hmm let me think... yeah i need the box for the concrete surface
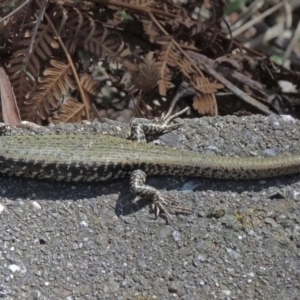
[0,115,300,299]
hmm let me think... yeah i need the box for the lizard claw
[151,193,193,221]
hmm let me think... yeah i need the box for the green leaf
[118,11,134,22]
[225,0,247,15]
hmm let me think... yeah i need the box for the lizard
[0,107,300,218]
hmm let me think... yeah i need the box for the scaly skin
[0,134,299,182]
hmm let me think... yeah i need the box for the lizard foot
[130,169,192,220]
[130,107,190,142]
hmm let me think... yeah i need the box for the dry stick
[23,0,47,71]
[229,1,286,38]
[220,69,269,104]
[40,3,90,120]
[282,17,300,63]
[0,0,31,22]
[186,51,275,115]
[187,51,268,99]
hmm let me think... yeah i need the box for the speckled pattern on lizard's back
[0,133,300,182]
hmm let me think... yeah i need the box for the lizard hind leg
[130,169,192,220]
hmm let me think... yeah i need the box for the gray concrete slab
[0,115,300,299]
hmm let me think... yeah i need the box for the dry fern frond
[6,22,60,113]
[142,19,161,42]
[157,68,172,96]
[80,73,100,96]
[191,76,224,94]
[9,23,59,77]
[132,52,160,91]
[52,5,92,38]
[24,60,75,123]
[215,53,259,72]
[80,73,101,111]
[215,55,243,71]
[1,0,281,121]
[192,93,218,115]
[50,5,125,62]
[49,97,86,124]
[50,5,97,54]
[84,30,125,62]
[177,56,198,78]
[156,41,180,96]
